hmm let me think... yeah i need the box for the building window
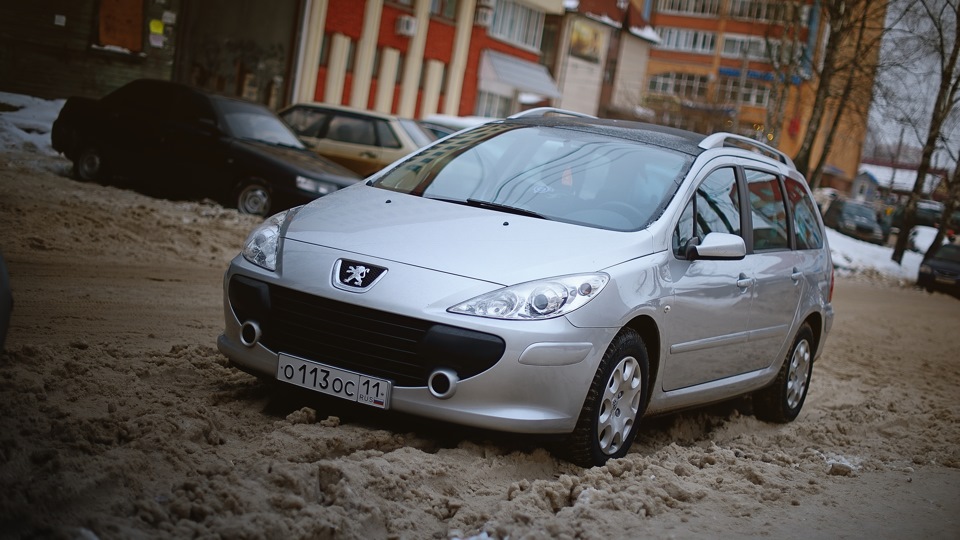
[97,0,144,53]
[490,0,545,50]
[728,0,810,26]
[656,0,721,17]
[647,72,709,99]
[431,0,458,20]
[718,76,770,107]
[721,35,771,60]
[476,90,512,117]
[657,28,716,54]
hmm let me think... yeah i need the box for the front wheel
[73,146,106,182]
[566,328,649,467]
[754,323,814,423]
[235,180,273,217]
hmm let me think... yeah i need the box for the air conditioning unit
[475,7,494,27]
[396,15,417,37]
[477,0,496,9]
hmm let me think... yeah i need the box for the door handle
[736,273,753,289]
[360,151,376,158]
[791,267,803,283]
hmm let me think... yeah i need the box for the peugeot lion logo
[334,259,386,292]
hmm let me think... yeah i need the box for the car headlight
[296,175,337,195]
[241,206,301,271]
[919,264,932,274]
[448,273,609,320]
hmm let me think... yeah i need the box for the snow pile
[0,91,64,155]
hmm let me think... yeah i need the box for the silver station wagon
[218,109,835,467]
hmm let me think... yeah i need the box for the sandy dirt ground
[0,148,958,540]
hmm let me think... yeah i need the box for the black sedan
[52,79,361,216]
[918,244,960,297]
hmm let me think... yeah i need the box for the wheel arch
[622,313,661,406]
[802,311,824,359]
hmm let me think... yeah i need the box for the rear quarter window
[785,177,824,250]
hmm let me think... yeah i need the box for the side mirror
[686,232,746,261]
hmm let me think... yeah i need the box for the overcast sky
[867,0,960,170]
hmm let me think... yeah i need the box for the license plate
[277,354,392,409]
[935,276,956,284]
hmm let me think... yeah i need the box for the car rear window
[372,123,692,232]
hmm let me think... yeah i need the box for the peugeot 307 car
[218,108,835,467]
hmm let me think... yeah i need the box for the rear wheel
[566,328,649,467]
[754,323,814,423]
[235,180,272,217]
[73,146,106,182]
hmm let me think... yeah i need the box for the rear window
[372,123,693,232]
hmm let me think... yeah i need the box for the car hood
[284,184,656,285]
[232,139,361,184]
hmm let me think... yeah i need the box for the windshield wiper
[465,198,547,219]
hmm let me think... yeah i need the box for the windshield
[934,244,960,263]
[212,98,305,148]
[844,203,877,221]
[372,123,692,231]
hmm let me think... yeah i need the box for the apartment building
[640,0,879,181]
[294,0,564,119]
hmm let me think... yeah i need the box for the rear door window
[745,169,790,251]
[327,115,377,146]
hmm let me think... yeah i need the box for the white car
[219,109,835,466]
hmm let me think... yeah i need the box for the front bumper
[218,246,618,434]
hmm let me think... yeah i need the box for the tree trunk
[923,165,960,260]
[795,1,846,178]
[810,2,872,189]
[891,1,960,264]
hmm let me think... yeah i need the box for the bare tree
[793,0,889,188]
[763,1,807,148]
[793,0,850,180]
[888,0,960,264]
[808,1,887,188]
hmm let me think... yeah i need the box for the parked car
[417,114,496,138]
[279,103,437,177]
[880,200,960,244]
[218,109,835,466]
[51,79,361,216]
[822,199,885,244]
[917,243,960,297]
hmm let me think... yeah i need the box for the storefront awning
[479,50,562,100]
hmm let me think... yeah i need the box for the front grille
[229,276,505,387]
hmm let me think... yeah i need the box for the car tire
[754,323,814,423]
[235,180,273,217]
[73,146,106,182]
[566,328,649,467]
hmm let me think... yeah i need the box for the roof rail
[698,132,795,168]
[508,107,597,120]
